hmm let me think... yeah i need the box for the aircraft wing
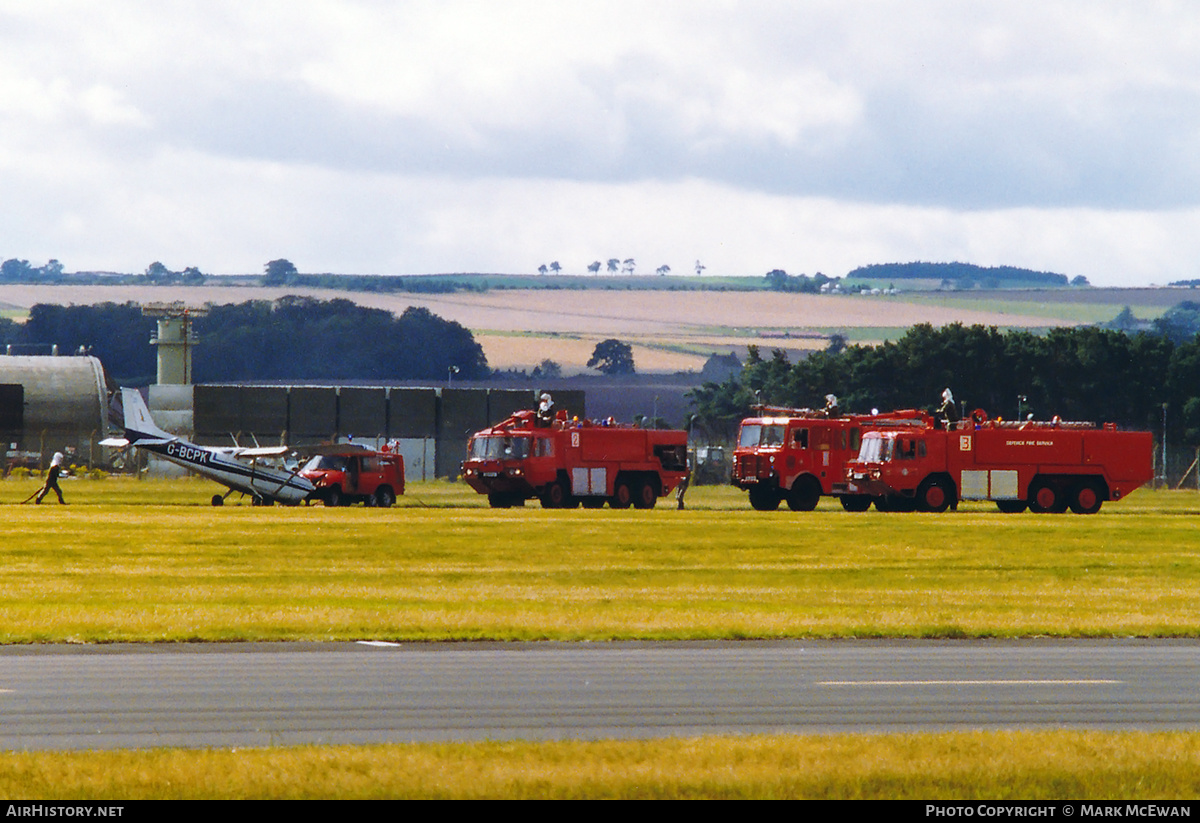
[237,446,291,458]
[212,445,290,459]
[128,437,176,447]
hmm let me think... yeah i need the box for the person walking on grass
[35,452,67,505]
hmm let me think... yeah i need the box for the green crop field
[5,475,1200,798]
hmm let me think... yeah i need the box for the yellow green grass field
[2,478,1198,642]
[5,732,1200,799]
[5,476,1200,798]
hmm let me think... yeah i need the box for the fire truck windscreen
[857,434,893,463]
[302,454,349,472]
[738,424,785,448]
[469,435,531,460]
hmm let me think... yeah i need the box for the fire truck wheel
[488,492,514,508]
[876,495,914,513]
[540,481,570,508]
[996,500,1027,514]
[324,486,342,507]
[839,495,872,512]
[1028,478,1066,513]
[375,486,396,508]
[748,485,781,511]
[1068,480,1104,515]
[633,480,659,509]
[786,478,820,511]
[916,477,953,513]
[611,480,634,509]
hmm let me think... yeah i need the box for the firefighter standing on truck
[537,393,555,426]
[937,388,960,427]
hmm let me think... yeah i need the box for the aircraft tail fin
[122,387,172,442]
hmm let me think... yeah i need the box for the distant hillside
[846,262,1069,287]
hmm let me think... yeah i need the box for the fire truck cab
[732,406,926,511]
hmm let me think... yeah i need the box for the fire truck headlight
[870,468,881,480]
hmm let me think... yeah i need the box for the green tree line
[0,297,489,385]
[689,323,1200,451]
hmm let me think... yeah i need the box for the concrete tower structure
[142,303,207,476]
[144,303,207,385]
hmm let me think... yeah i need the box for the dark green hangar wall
[193,385,585,479]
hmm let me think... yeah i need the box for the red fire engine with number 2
[463,400,689,509]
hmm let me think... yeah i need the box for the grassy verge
[4,731,1199,799]
[2,478,1199,642]
[6,478,1200,799]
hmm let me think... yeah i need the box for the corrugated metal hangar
[0,355,111,468]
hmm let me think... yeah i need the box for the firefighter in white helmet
[536,392,555,426]
[938,388,960,427]
[36,452,67,505]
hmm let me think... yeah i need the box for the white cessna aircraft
[101,387,315,506]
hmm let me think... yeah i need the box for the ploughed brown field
[0,283,1082,374]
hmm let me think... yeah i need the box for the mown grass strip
[2,731,1199,799]
[1,479,1198,642]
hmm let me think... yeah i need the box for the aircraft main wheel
[748,485,781,511]
[786,478,821,511]
[375,487,396,508]
[916,477,953,513]
[211,494,224,507]
[1069,480,1104,515]
[633,479,659,509]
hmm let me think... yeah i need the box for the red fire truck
[732,405,927,511]
[839,411,1153,514]
[299,445,405,507]
[463,409,689,509]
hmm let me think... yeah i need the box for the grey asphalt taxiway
[1,639,1198,750]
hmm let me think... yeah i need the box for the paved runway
[1,639,1198,750]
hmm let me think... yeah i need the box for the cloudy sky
[1,1,1198,286]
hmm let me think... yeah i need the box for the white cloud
[2,1,1200,284]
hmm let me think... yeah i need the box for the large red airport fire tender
[732,404,926,511]
[463,407,689,509]
[838,410,1153,514]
